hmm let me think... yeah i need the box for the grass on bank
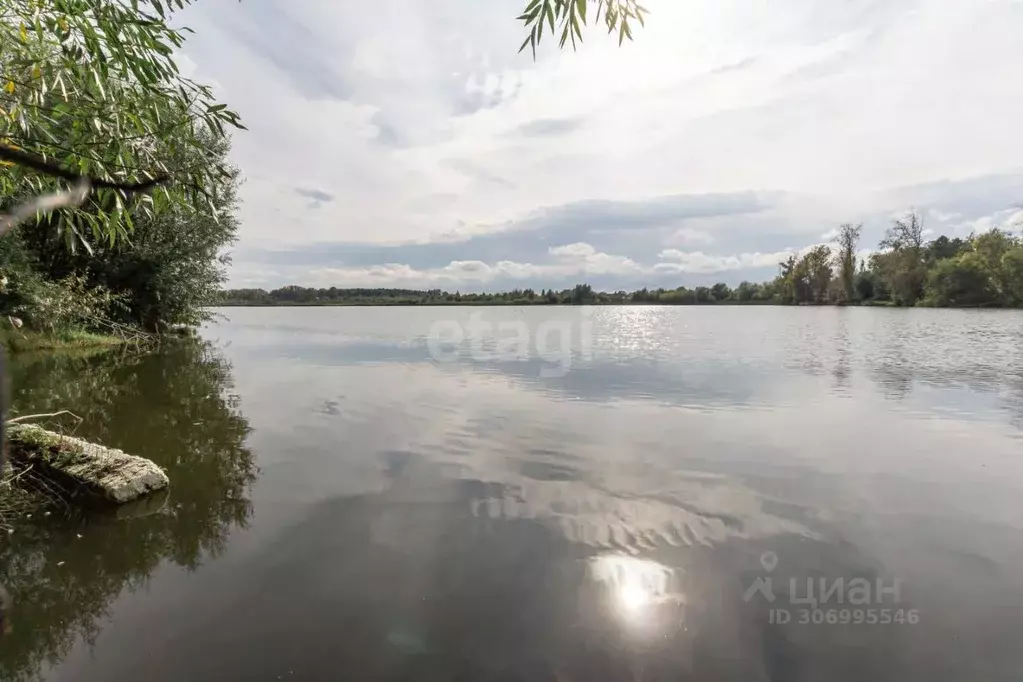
[0,319,170,352]
[0,329,128,353]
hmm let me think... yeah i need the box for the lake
[2,305,1023,681]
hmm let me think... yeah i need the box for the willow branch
[0,143,172,235]
[6,410,83,424]
[0,144,168,191]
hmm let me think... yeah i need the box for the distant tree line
[221,214,1023,308]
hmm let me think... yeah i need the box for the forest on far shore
[222,215,1023,308]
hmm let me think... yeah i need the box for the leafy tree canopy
[0,0,244,250]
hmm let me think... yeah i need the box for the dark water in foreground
[3,306,1023,681]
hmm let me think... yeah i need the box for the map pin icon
[760,551,778,572]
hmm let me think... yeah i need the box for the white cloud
[175,0,1023,283]
[666,227,715,247]
[658,249,794,274]
[283,240,818,289]
[548,242,641,275]
[549,242,597,259]
[929,208,962,224]
[956,208,1023,235]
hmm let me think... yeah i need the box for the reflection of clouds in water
[370,369,818,549]
[222,308,1023,561]
[320,366,822,551]
[250,338,772,408]
[251,356,1023,537]
[171,309,1023,682]
[222,305,1023,424]
[467,472,815,551]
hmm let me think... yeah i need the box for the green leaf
[92,67,106,98]
[518,2,543,23]
[73,224,94,255]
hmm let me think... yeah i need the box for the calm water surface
[3,306,1023,681]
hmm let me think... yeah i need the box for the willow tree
[0,0,244,247]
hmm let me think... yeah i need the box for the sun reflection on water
[618,582,652,613]
[587,554,683,629]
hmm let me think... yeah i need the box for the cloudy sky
[177,0,1023,291]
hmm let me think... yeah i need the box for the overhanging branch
[0,144,170,236]
[0,144,168,191]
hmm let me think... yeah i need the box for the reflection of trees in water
[864,312,986,401]
[868,337,1023,423]
[0,341,257,681]
[831,313,852,392]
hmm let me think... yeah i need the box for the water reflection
[588,554,682,626]
[6,307,1023,681]
[101,463,934,681]
[235,306,1023,421]
[0,341,257,682]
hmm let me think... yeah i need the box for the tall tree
[924,252,999,307]
[835,223,861,303]
[1002,247,1023,306]
[874,212,927,305]
[801,244,834,304]
[710,282,732,302]
[775,255,798,304]
[926,235,969,264]
[971,228,1021,302]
